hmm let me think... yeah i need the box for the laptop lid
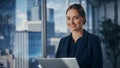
[38,58,79,68]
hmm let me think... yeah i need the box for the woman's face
[66,8,84,32]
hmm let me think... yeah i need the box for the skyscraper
[31,6,41,21]
[27,21,43,58]
[27,21,42,68]
[47,8,55,38]
[14,31,29,68]
[47,8,54,23]
[0,0,16,50]
[0,1,16,68]
[46,8,56,58]
[27,0,41,21]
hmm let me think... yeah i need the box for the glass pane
[16,0,43,68]
[0,0,43,68]
[46,0,68,58]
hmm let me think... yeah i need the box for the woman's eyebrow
[73,15,80,18]
[66,15,80,17]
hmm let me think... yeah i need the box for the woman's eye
[74,17,79,19]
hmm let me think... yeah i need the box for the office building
[28,32,42,58]
[27,21,42,32]
[47,8,55,38]
[27,21,42,58]
[14,31,29,68]
[0,0,15,68]
[47,8,54,23]
[14,21,42,68]
[0,0,16,50]
[31,6,41,21]
[27,0,41,21]
[46,8,56,57]
[0,56,8,68]
[18,21,43,58]
[0,49,13,68]
[27,21,42,68]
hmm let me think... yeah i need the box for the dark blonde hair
[66,3,86,24]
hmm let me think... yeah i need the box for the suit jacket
[56,30,103,68]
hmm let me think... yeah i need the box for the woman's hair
[66,3,86,24]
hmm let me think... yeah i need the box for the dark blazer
[56,30,103,68]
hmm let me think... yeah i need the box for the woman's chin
[69,29,76,32]
[69,28,82,32]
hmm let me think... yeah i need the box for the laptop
[38,58,79,68]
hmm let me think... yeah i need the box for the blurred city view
[0,0,120,68]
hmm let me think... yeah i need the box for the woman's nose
[69,19,74,24]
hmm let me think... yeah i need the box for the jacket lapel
[74,30,89,59]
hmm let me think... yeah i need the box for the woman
[55,3,103,68]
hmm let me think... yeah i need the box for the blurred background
[0,0,120,68]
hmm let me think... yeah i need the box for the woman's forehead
[67,9,79,14]
[66,9,80,16]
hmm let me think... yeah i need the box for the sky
[16,0,27,31]
[47,0,67,33]
[16,0,80,33]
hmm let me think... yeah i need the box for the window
[0,0,43,68]
[46,0,67,58]
[0,0,93,68]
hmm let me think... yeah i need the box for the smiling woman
[46,0,85,58]
[56,3,103,68]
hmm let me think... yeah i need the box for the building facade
[14,31,29,68]
[47,8,55,38]
[0,0,16,50]
[27,0,41,21]
[27,21,42,68]
[0,0,16,68]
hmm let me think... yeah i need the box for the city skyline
[16,0,68,33]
